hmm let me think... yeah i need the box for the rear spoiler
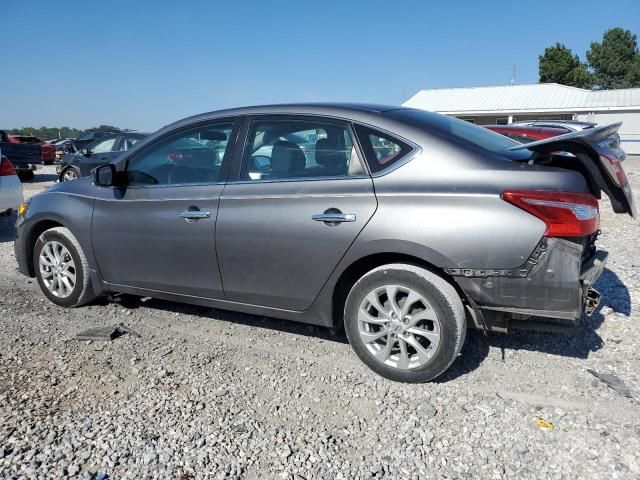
[507,123,623,152]
[507,123,635,218]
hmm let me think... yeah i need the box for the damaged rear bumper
[448,238,607,323]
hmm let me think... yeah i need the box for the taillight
[0,157,16,176]
[502,190,599,237]
[600,154,627,186]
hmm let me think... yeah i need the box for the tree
[1,125,122,140]
[538,43,593,88]
[587,28,640,89]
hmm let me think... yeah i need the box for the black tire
[344,264,466,383]
[17,170,34,182]
[33,227,97,308]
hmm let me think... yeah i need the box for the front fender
[16,191,96,276]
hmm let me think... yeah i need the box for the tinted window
[353,125,413,173]
[91,137,117,153]
[386,109,531,161]
[242,119,362,181]
[126,123,233,186]
[389,110,520,151]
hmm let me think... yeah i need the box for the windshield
[387,109,532,160]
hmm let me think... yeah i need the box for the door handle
[178,209,211,220]
[312,213,356,223]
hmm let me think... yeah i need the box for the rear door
[509,123,636,217]
[216,116,377,310]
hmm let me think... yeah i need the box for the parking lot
[0,164,639,479]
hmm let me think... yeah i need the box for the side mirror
[92,163,116,187]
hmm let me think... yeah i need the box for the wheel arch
[23,218,67,277]
[331,251,469,330]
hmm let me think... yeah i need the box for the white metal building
[403,83,640,154]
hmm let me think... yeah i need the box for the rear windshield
[386,109,532,160]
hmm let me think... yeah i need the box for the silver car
[14,104,635,382]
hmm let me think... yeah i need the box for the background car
[71,129,122,151]
[51,138,76,160]
[57,131,149,181]
[485,124,568,143]
[14,104,634,383]
[0,130,53,180]
[0,149,24,216]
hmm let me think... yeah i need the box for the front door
[216,116,377,310]
[91,120,237,298]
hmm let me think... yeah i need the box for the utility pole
[511,64,516,85]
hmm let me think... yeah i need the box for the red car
[3,133,56,165]
[485,124,567,144]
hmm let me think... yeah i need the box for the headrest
[270,140,306,174]
[315,137,346,170]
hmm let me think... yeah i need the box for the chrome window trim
[225,174,371,186]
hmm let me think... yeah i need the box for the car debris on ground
[587,368,634,398]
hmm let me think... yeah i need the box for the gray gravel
[1,164,639,479]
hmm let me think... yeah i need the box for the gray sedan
[13,104,635,382]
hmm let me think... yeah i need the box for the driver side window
[126,122,233,186]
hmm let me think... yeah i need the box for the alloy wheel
[63,169,78,181]
[38,240,76,298]
[358,285,441,369]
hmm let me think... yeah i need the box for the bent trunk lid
[508,122,636,217]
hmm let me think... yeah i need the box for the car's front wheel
[34,227,97,308]
[344,264,466,383]
[61,167,79,182]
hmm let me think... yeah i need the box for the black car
[72,130,121,151]
[57,132,149,181]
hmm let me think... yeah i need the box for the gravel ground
[1,164,639,480]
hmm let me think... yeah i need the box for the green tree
[1,125,122,140]
[587,28,640,89]
[538,43,593,88]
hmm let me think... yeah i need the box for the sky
[1,0,639,131]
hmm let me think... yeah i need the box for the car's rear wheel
[61,168,79,181]
[34,227,96,308]
[344,264,466,383]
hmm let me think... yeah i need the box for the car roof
[168,103,402,127]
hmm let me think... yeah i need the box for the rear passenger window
[354,125,413,173]
[242,119,363,181]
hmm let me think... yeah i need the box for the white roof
[403,83,640,114]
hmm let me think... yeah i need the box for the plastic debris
[75,326,121,342]
[534,417,555,431]
[587,369,633,398]
[116,322,141,338]
[75,323,140,342]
